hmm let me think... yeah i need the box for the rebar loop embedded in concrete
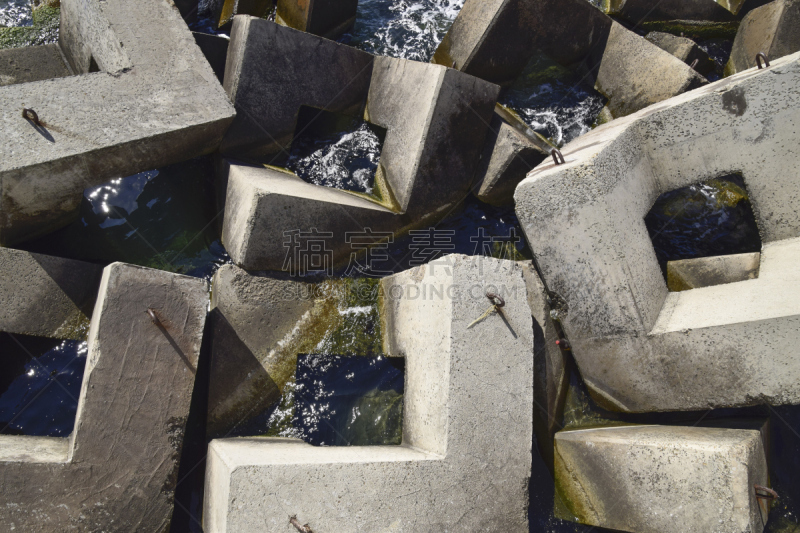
[486,291,505,308]
[690,59,699,70]
[22,108,42,127]
[755,484,779,501]
[756,52,770,69]
[146,308,160,325]
[289,515,315,533]
[551,148,565,165]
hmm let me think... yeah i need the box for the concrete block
[726,0,800,75]
[221,162,398,271]
[204,254,534,532]
[365,56,498,218]
[193,31,229,84]
[0,247,102,340]
[0,262,208,531]
[667,252,760,291]
[206,0,273,29]
[515,51,800,412]
[645,31,716,75]
[0,43,71,86]
[590,21,708,118]
[276,0,358,39]
[220,16,373,160]
[207,263,315,435]
[0,0,235,246]
[606,0,740,23]
[473,108,550,206]
[554,425,769,533]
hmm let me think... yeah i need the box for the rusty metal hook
[551,148,565,165]
[755,484,778,501]
[290,516,314,533]
[22,107,43,127]
[756,52,770,69]
[486,291,505,308]
[689,59,699,70]
[146,308,160,325]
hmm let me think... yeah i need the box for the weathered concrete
[726,0,800,75]
[0,44,71,86]
[0,262,208,531]
[555,425,769,532]
[0,247,103,340]
[515,51,800,412]
[605,0,741,22]
[220,16,373,160]
[207,263,316,436]
[474,107,550,206]
[0,0,235,246]
[276,0,358,39]
[193,31,229,84]
[365,56,498,217]
[645,31,716,75]
[667,252,760,291]
[207,0,274,29]
[204,254,534,532]
[221,162,398,271]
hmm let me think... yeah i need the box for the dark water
[0,0,31,27]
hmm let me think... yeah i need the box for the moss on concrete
[0,6,60,50]
[639,19,739,40]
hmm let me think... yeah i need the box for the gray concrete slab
[515,51,800,412]
[276,0,358,39]
[645,31,716,75]
[204,254,534,532]
[0,43,71,87]
[667,252,760,291]
[0,262,208,531]
[555,425,769,533]
[726,0,800,75]
[0,0,235,246]
[606,0,741,22]
[220,16,373,160]
[0,247,103,340]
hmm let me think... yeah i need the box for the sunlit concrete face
[515,51,800,413]
[204,255,534,532]
[0,0,235,246]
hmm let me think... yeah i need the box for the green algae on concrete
[640,19,739,40]
[0,6,59,50]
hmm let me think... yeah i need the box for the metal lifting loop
[22,107,42,127]
[485,291,505,308]
[690,59,699,70]
[551,148,565,165]
[756,52,770,69]
[754,484,778,501]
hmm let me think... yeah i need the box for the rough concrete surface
[276,0,358,39]
[0,247,103,340]
[515,51,800,412]
[207,263,315,435]
[0,44,71,87]
[554,425,769,533]
[645,31,716,75]
[606,0,741,22]
[0,0,235,247]
[208,0,273,29]
[220,16,373,160]
[726,0,800,75]
[667,252,760,291]
[0,262,208,531]
[204,254,534,532]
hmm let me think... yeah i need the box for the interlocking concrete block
[555,425,769,533]
[515,51,800,412]
[220,16,373,160]
[0,44,71,87]
[276,0,358,39]
[207,263,315,435]
[473,108,550,206]
[667,252,760,291]
[645,31,716,75]
[606,0,740,23]
[0,263,208,531]
[204,254,534,532]
[365,56,498,218]
[0,247,102,340]
[222,162,398,271]
[0,0,235,246]
[207,0,274,29]
[726,0,800,75]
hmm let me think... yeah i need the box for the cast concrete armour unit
[726,0,800,75]
[276,0,359,39]
[645,31,716,76]
[606,0,743,23]
[0,247,103,340]
[432,0,706,117]
[515,51,800,413]
[203,254,534,532]
[0,0,235,246]
[0,263,208,531]
[667,252,761,291]
[554,425,769,532]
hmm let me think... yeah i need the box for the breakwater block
[667,252,760,291]
[645,31,716,75]
[554,425,769,532]
[203,254,534,532]
[0,247,103,340]
[276,0,358,39]
[515,50,800,412]
[726,0,800,75]
[0,263,208,531]
[0,0,235,247]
